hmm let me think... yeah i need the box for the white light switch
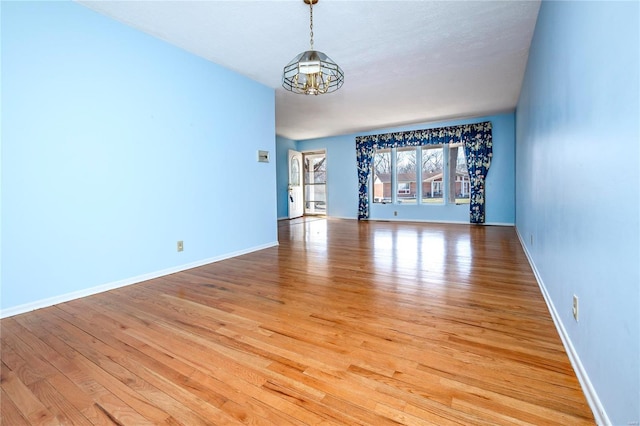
[257,150,270,163]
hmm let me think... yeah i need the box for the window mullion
[417,146,422,204]
[444,145,450,205]
[391,147,397,204]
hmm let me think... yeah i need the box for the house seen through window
[372,144,470,205]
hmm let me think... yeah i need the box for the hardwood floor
[1,218,594,425]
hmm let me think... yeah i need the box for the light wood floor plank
[1,219,595,424]
[1,388,31,425]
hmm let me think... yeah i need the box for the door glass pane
[305,185,326,212]
[304,153,326,214]
[290,158,300,186]
[305,156,326,185]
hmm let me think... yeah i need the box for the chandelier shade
[283,50,344,95]
[282,0,344,95]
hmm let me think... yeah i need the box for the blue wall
[278,113,515,224]
[515,1,639,424]
[1,1,277,312]
[293,134,361,220]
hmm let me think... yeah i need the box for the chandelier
[282,0,344,95]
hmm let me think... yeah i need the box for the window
[421,145,444,204]
[396,147,417,204]
[372,144,464,206]
[372,148,391,203]
[356,121,491,222]
[449,144,470,204]
[397,182,410,194]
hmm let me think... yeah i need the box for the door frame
[302,150,327,216]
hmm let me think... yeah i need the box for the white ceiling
[77,0,541,140]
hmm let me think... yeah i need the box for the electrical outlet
[177,240,184,252]
[394,211,398,216]
[530,234,533,245]
[572,294,579,321]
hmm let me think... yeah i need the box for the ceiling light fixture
[283,0,344,95]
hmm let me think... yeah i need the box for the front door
[288,150,303,219]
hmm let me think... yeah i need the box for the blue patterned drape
[355,121,492,223]
[464,130,493,223]
[356,143,375,219]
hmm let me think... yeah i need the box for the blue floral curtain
[464,130,493,223]
[356,143,375,219]
[355,121,492,223]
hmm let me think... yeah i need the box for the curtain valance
[355,121,493,223]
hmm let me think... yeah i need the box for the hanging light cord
[309,1,314,51]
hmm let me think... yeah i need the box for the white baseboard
[0,241,279,319]
[367,218,514,226]
[515,228,610,426]
[278,216,514,226]
[368,218,467,224]
[276,216,515,225]
[278,215,358,221]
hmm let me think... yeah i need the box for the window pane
[372,148,391,203]
[421,145,444,204]
[396,147,417,204]
[449,144,470,204]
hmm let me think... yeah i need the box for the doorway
[303,151,327,216]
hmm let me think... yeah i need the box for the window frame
[448,143,471,205]
[371,144,468,207]
[371,148,393,204]
[420,144,444,204]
